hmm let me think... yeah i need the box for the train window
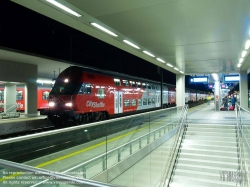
[147,84,152,89]
[124,99,130,107]
[143,98,147,105]
[0,91,4,100]
[130,81,136,87]
[152,85,155,90]
[131,99,136,106]
[142,83,146,89]
[16,91,23,100]
[114,78,121,86]
[137,82,141,88]
[148,98,152,105]
[152,98,155,104]
[97,88,105,99]
[138,99,142,106]
[42,91,50,100]
[123,80,129,87]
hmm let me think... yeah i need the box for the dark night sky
[0,0,209,91]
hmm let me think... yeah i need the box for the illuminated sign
[189,76,208,84]
[224,75,239,82]
[208,84,214,89]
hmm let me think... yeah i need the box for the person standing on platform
[206,94,211,105]
[231,95,236,110]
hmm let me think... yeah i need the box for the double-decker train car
[41,66,208,125]
[0,85,51,112]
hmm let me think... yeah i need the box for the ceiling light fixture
[156,58,165,63]
[239,58,244,63]
[242,50,247,58]
[237,64,241,68]
[179,71,184,74]
[166,63,173,67]
[245,40,250,50]
[91,23,118,37]
[46,0,81,17]
[123,40,140,49]
[174,67,179,71]
[143,51,155,57]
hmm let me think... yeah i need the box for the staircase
[169,123,239,187]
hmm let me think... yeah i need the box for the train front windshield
[50,83,80,95]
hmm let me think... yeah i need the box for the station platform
[0,103,245,187]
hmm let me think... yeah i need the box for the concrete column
[214,81,220,111]
[240,70,248,109]
[176,74,185,107]
[25,83,38,117]
[4,84,16,112]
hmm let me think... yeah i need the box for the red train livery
[42,66,208,125]
[0,85,51,112]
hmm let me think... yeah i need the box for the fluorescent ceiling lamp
[143,51,155,57]
[239,58,244,63]
[46,0,81,17]
[156,58,165,63]
[174,67,179,71]
[245,40,250,50]
[166,63,173,67]
[91,23,118,37]
[123,40,140,49]
[237,63,241,68]
[179,71,184,74]
[242,50,247,58]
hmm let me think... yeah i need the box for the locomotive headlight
[49,102,55,107]
[65,102,72,107]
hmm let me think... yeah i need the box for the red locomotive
[41,66,208,125]
[0,85,51,112]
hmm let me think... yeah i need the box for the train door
[114,91,123,114]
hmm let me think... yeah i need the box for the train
[0,84,51,112]
[41,66,208,125]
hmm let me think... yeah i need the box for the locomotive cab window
[79,83,92,94]
[16,91,23,100]
[42,91,50,100]
[114,78,121,86]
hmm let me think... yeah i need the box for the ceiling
[10,0,250,77]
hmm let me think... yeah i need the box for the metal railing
[235,103,250,187]
[0,103,20,119]
[160,104,189,187]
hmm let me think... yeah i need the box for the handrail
[235,104,243,187]
[0,159,120,187]
[235,103,250,186]
[160,104,188,186]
